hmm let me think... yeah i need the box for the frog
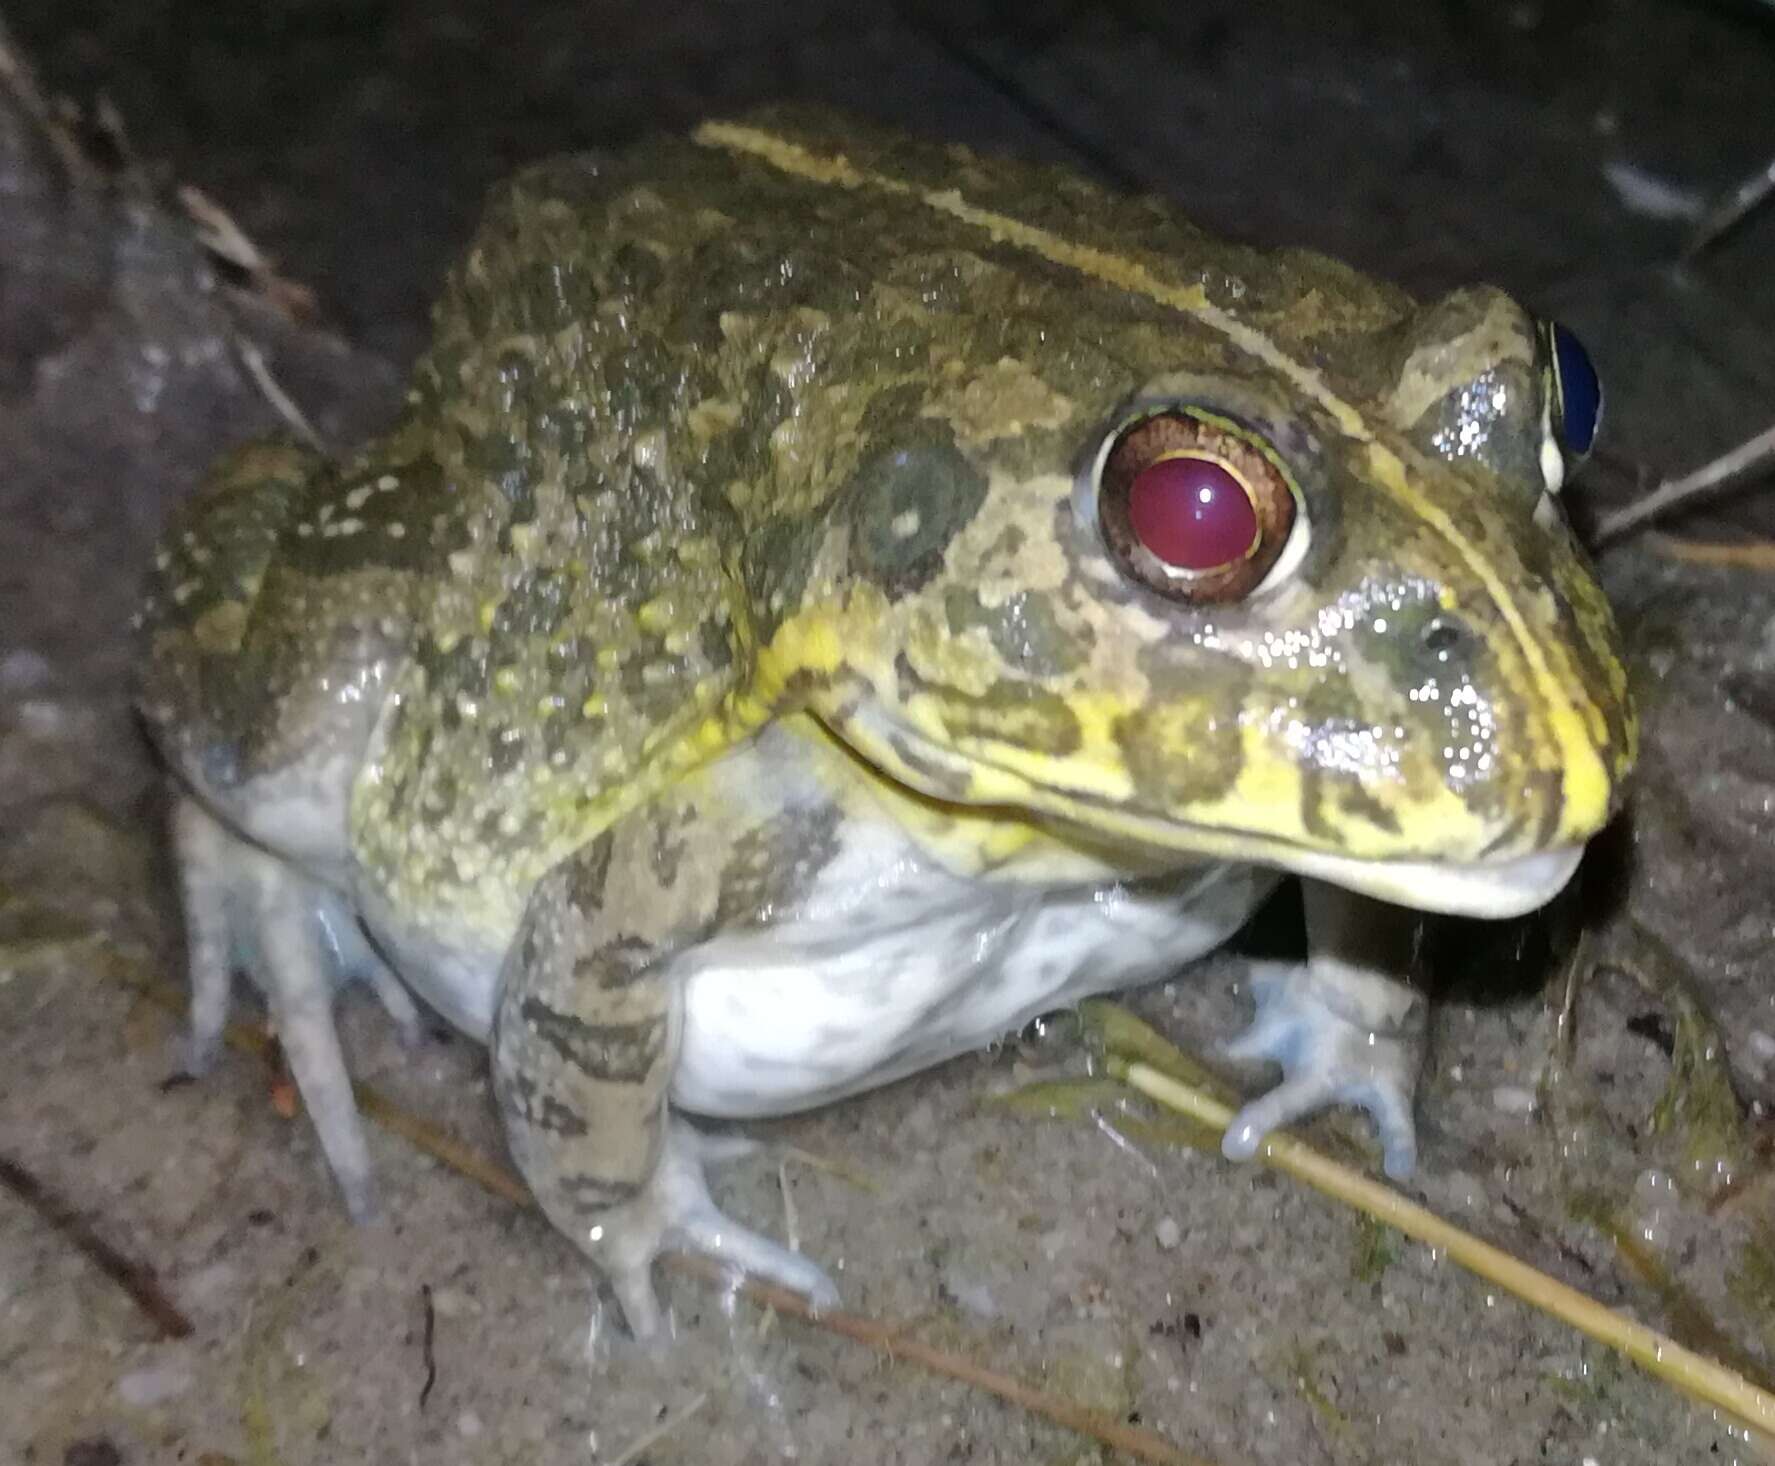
[136,108,1633,1339]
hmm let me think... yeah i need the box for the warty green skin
[137,109,1635,1337]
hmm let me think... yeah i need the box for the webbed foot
[590,1122,839,1341]
[1221,957,1424,1179]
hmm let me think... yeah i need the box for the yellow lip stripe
[692,120,1611,836]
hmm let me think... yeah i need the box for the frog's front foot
[1221,958,1424,1179]
[591,1120,839,1340]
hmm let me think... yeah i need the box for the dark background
[12,0,1775,379]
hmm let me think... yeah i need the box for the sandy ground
[2,3,1774,1462]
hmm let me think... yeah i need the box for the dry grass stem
[1682,153,1775,260]
[235,340,325,451]
[1593,422,1775,542]
[607,1391,708,1466]
[1110,1056,1775,1440]
[0,1152,194,1339]
[1648,534,1775,571]
[0,15,96,183]
[668,1255,1218,1466]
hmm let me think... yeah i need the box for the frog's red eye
[1128,455,1259,569]
[1098,411,1297,603]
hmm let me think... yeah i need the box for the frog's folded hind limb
[493,830,838,1341]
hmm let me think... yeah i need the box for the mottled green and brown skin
[139,110,1634,1336]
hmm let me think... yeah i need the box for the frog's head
[752,275,1632,918]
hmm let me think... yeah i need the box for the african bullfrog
[137,109,1633,1338]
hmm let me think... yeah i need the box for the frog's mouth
[1037,798,1585,918]
[825,704,1587,920]
[1231,841,1584,919]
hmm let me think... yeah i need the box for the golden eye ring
[1097,410,1298,603]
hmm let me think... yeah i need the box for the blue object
[1550,321,1602,461]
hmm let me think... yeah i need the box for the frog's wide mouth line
[834,709,1588,919]
[1258,842,1584,918]
[1052,796,1586,919]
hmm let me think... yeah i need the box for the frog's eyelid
[1536,319,1603,488]
[1538,393,1566,497]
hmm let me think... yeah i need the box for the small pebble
[1491,1085,1537,1116]
[180,1262,237,1306]
[458,1411,483,1439]
[1155,1217,1182,1250]
[944,1276,999,1318]
[118,1361,192,1406]
[430,1286,480,1318]
[0,648,50,692]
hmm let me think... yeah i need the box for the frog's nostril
[1421,617,1469,660]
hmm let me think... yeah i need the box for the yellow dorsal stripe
[692,120,1610,832]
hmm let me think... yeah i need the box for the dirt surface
[2,4,1773,1463]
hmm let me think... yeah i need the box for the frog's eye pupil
[1128,455,1259,571]
[1551,322,1602,460]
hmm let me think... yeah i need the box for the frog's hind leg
[493,820,839,1341]
[173,794,237,1079]
[1220,879,1426,1179]
[171,794,381,1221]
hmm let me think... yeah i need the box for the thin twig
[0,16,98,184]
[777,1159,801,1256]
[1592,423,1775,543]
[1648,534,1775,572]
[1592,1211,1775,1394]
[1108,1057,1775,1439]
[352,1085,530,1206]
[1681,153,1775,261]
[607,1391,709,1466]
[180,184,276,277]
[179,184,320,323]
[235,340,325,452]
[418,1283,438,1410]
[668,1255,1215,1466]
[0,1153,194,1340]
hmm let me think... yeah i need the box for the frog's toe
[363,961,425,1048]
[1223,1071,1418,1179]
[606,1252,668,1345]
[589,1121,839,1340]
[657,1123,839,1308]
[277,999,380,1221]
[1221,961,1420,1180]
[675,1201,841,1311]
[680,1127,763,1167]
[1220,989,1298,1067]
[182,1023,224,1079]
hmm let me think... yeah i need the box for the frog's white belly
[670,852,1279,1118]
